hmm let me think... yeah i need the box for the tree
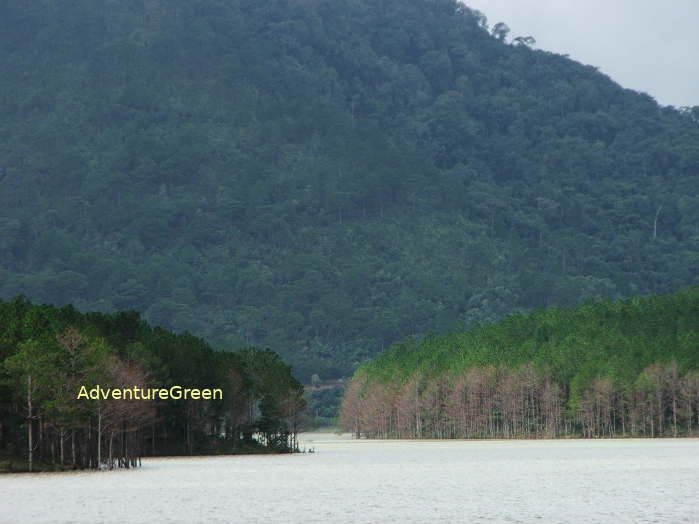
[513,36,536,47]
[491,22,510,42]
[342,288,699,440]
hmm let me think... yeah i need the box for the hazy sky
[464,0,699,107]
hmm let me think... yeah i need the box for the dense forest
[0,297,305,472]
[1,0,699,379]
[340,287,699,439]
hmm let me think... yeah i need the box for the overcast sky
[463,0,699,108]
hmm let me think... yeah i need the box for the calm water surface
[2,434,698,523]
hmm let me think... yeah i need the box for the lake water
[2,434,698,523]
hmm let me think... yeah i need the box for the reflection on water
[3,434,698,523]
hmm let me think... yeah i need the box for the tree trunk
[27,375,33,472]
[653,205,662,239]
[97,407,102,468]
[109,431,114,469]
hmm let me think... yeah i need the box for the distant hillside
[340,287,699,438]
[1,0,698,379]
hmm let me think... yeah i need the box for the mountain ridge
[1,0,698,379]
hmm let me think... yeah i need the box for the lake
[2,434,698,523]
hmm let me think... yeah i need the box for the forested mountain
[340,287,699,439]
[1,0,698,379]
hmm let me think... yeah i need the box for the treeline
[305,386,345,428]
[0,297,305,472]
[340,288,699,439]
[2,0,699,380]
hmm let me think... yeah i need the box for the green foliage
[305,386,344,427]
[355,287,699,391]
[343,288,699,439]
[0,296,305,467]
[1,1,699,380]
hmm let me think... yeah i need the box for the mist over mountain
[2,0,698,379]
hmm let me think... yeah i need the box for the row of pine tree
[341,288,699,439]
[0,297,305,471]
